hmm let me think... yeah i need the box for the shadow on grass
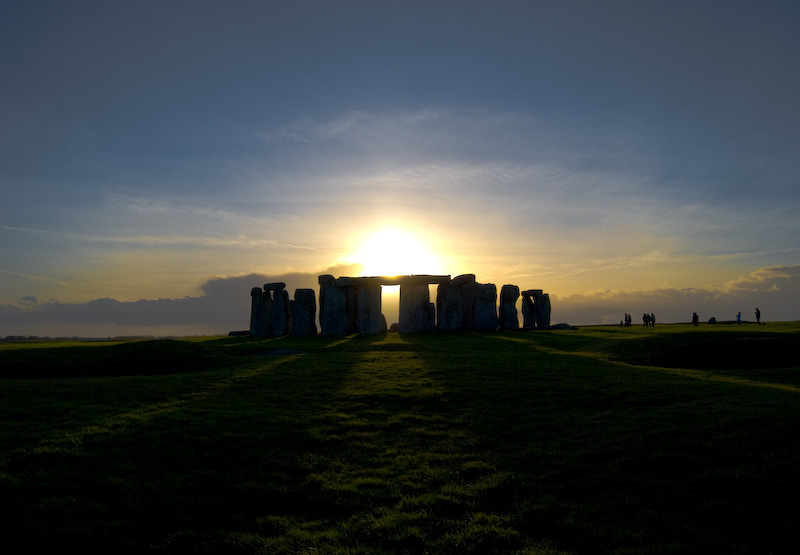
[3,329,800,554]
[399,330,800,554]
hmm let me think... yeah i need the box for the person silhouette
[736,311,741,325]
[755,308,761,325]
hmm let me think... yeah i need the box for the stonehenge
[249,274,552,337]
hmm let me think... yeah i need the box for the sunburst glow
[350,228,442,276]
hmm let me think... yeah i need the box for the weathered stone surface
[291,288,317,336]
[499,284,520,331]
[521,289,550,330]
[345,285,360,334]
[451,273,476,287]
[521,295,535,330]
[250,288,268,337]
[250,287,274,337]
[318,275,348,336]
[540,293,551,330]
[473,283,498,331]
[436,282,462,332]
[436,275,477,331]
[357,284,386,334]
[272,289,291,336]
[399,282,434,332]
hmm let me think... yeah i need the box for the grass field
[1,322,799,554]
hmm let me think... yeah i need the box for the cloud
[0,263,362,337]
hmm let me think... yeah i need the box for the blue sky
[2,0,799,336]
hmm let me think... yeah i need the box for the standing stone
[357,283,387,334]
[436,282,461,332]
[455,274,477,330]
[399,280,434,333]
[540,293,551,330]
[436,274,476,331]
[499,284,520,331]
[272,287,291,336]
[522,289,550,330]
[249,287,270,337]
[291,288,317,336]
[319,275,347,336]
[473,283,498,331]
[345,284,360,334]
[522,293,535,330]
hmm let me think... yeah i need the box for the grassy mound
[0,339,236,378]
[602,330,797,370]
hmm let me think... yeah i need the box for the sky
[2,0,799,336]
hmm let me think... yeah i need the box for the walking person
[736,311,741,325]
[755,308,761,325]
[650,313,655,327]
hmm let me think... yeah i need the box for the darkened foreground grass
[1,322,799,554]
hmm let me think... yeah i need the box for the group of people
[622,308,762,327]
[620,313,655,327]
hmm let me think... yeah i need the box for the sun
[351,228,443,276]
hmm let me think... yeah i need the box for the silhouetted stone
[399,281,433,333]
[291,288,317,336]
[357,282,386,334]
[318,275,347,336]
[521,289,539,330]
[250,287,273,337]
[272,289,290,336]
[499,284,520,331]
[436,281,462,332]
[436,274,476,331]
[264,282,286,292]
[474,283,498,331]
[541,293,551,329]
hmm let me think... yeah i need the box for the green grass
[1,323,799,553]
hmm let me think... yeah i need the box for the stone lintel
[264,282,287,291]
[521,289,543,297]
[334,275,451,287]
[397,275,451,286]
[334,276,386,287]
[450,274,477,287]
